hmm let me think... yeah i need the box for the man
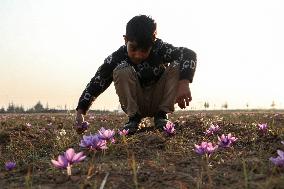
[75,15,197,134]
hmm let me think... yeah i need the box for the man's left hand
[175,80,192,109]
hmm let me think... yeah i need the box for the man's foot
[122,113,141,135]
[154,111,169,131]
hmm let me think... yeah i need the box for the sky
[0,0,283,110]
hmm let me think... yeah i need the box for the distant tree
[5,103,26,113]
[246,103,249,109]
[34,101,44,112]
[0,107,5,113]
[7,102,15,113]
[204,102,210,110]
[14,105,25,113]
[271,100,276,109]
[45,102,49,110]
[222,102,228,110]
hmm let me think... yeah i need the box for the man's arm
[158,39,197,109]
[75,64,113,115]
[76,46,126,115]
[176,79,192,109]
[75,63,113,134]
[74,46,126,134]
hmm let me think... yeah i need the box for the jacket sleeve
[158,40,197,82]
[76,47,125,114]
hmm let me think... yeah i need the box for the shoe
[154,111,169,131]
[122,113,141,135]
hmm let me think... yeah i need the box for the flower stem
[242,159,249,189]
[67,164,72,176]
[130,152,138,189]
[205,154,213,189]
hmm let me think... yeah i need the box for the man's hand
[75,109,85,134]
[175,80,192,109]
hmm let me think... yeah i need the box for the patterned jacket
[76,38,197,114]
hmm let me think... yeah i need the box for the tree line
[0,100,279,114]
[0,101,62,113]
[0,101,113,114]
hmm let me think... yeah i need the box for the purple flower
[51,148,86,169]
[163,121,175,135]
[118,129,129,136]
[258,123,268,134]
[64,148,86,164]
[5,161,16,171]
[194,142,218,155]
[79,134,94,148]
[204,124,220,136]
[97,127,115,141]
[76,121,89,130]
[269,150,284,167]
[281,141,284,145]
[80,134,108,150]
[51,155,68,169]
[218,133,237,148]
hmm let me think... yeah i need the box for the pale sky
[0,0,283,110]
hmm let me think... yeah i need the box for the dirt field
[0,110,283,189]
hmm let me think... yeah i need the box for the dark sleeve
[76,47,125,114]
[158,40,197,82]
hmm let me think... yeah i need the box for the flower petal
[277,150,284,158]
[65,148,75,162]
[58,155,68,167]
[72,152,85,163]
[51,160,62,168]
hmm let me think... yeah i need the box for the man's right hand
[75,109,85,134]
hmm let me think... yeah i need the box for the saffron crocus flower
[281,141,284,145]
[80,134,108,150]
[204,124,220,136]
[258,123,268,134]
[79,134,94,148]
[51,155,68,169]
[163,121,175,135]
[118,129,129,136]
[269,150,284,167]
[218,133,237,148]
[98,127,115,142]
[194,142,218,155]
[51,148,86,175]
[5,161,16,171]
[76,121,89,130]
[51,148,86,168]
[64,148,86,164]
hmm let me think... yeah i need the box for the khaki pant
[113,62,179,118]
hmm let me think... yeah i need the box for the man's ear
[123,35,128,45]
[152,30,157,41]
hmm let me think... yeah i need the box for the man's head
[124,15,157,64]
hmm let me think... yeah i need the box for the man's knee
[169,61,180,72]
[163,61,179,79]
[113,63,136,80]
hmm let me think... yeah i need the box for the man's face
[125,40,152,64]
